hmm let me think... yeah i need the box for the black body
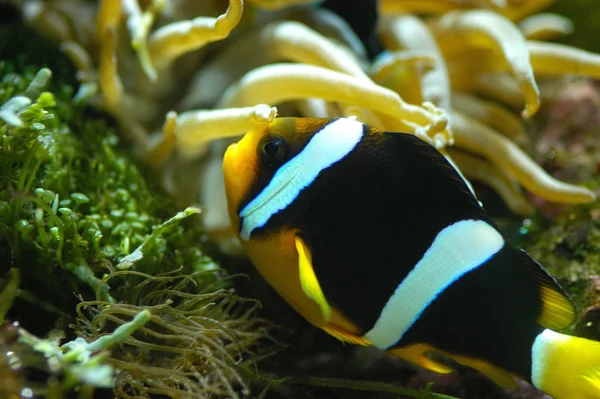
[255,128,568,380]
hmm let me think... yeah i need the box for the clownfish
[222,117,600,399]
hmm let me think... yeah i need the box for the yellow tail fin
[532,329,600,399]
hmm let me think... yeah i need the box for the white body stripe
[364,219,504,349]
[239,117,364,240]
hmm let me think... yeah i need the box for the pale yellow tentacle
[472,73,525,111]
[499,0,557,21]
[175,105,278,159]
[529,41,600,78]
[448,150,534,215]
[98,27,122,113]
[148,0,243,70]
[371,51,430,107]
[452,111,595,203]
[452,92,527,144]
[296,99,339,119]
[519,13,573,41]
[59,41,95,83]
[122,0,164,81]
[431,9,539,118]
[262,20,370,81]
[380,15,452,117]
[218,63,449,139]
[379,0,471,15]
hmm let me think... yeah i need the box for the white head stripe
[364,219,504,349]
[239,117,364,240]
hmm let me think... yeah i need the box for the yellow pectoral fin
[448,354,518,389]
[322,323,371,346]
[295,236,332,323]
[390,345,518,389]
[389,344,454,374]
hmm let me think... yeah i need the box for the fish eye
[259,134,287,168]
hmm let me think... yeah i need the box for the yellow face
[222,118,362,332]
[222,123,266,236]
[222,117,332,236]
[222,119,326,326]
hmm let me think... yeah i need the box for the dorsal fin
[517,248,576,330]
[383,131,486,217]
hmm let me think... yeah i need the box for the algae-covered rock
[521,79,600,340]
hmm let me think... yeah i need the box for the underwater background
[2,1,600,398]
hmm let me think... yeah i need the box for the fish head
[223,117,334,241]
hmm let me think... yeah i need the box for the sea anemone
[75,270,275,398]
[12,0,600,254]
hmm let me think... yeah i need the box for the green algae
[0,15,281,399]
[0,268,19,324]
[0,29,267,397]
[522,199,600,336]
[0,64,220,309]
[18,309,151,390]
